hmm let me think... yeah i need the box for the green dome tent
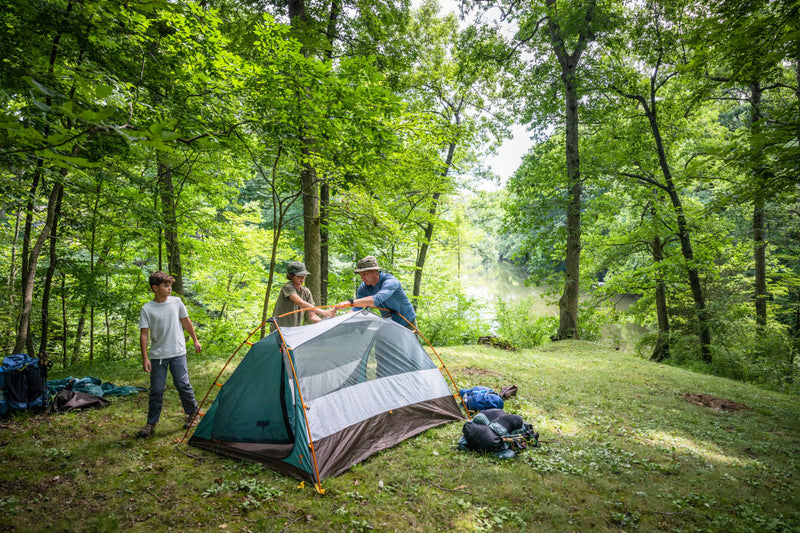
[187,310,464,491]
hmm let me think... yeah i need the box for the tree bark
[61,272,68,367]
[72,304,86,364]
[288,0,322,305]
[638,94,712,363]
[651,232,670,362]
[319,0,341,306]
[4,206,22,354]
[546,0,597,340]
[320,180,330,305]
[750,81,767,331]
[14,181,64,355]
[38,182,64,358]
[259,147,303,338]
[301,156,321,303]
[158,159,184,294]
[413,141,456,305]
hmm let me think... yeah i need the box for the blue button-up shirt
[355,272,416,326]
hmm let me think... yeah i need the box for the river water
[461,259,645,350]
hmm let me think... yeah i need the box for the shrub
[493,296,557,349]
[416,293,483,346]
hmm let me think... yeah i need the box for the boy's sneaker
[137,423,155,438]
[184,410,202,429]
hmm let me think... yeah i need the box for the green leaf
[95,84,114,99]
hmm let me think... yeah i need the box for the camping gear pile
[1,353,145,417]
[457,385,539,459]
[458,408,539,459]
[188,310,464,490]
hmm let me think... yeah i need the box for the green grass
[1,341,799,532]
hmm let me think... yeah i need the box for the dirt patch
[682,392,750,413]
[459,366,502,378]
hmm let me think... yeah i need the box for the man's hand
[142,358,152,373]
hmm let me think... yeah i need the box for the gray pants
[146,354,197,425]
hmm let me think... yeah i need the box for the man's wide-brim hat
[287,261,311,277]
[354,255,381,273]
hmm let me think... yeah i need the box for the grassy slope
[1,341,798,532]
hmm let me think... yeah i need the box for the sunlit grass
[1,339,798,532]
[639,430,756,466]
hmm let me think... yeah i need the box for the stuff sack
[459,408,539,457]
[0,390,8,417]
[52,389,109,412]
[458,386,504,412]
[2,354,46,413]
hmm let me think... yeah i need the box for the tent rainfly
[188,310,464,489]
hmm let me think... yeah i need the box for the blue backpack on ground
[459,386,504,412]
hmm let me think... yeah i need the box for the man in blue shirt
[336,255,417,330]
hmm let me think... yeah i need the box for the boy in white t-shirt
[136,271,201,438]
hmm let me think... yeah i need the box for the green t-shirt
[270,281,314,331]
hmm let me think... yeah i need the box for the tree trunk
[556,71,582,340]
[320,181,330,305]
[318,0,341,307]
[61,272,68,367]
[412,192,441,308]
[751,81,767,331]
[72,304,86,364]
[545,0,597,340]
[641,97,712,363]
[38,182,64,358]
[5,206,22,354]
[287,0,323,306]
[14,181,64,355]
[158,159,184,294]
[413,141,456,305]
[651,233,670,362]
[19,165,42,353]
[301,150,321,304]
[90,306,95,362]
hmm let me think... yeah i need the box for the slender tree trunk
[90,306,95,362]
[412,191,441,308]
[158,159,183,294]
[640,97,712,363]
[61,272,68,367]
[751,81,767,331]
[651,232,670,362]
[260,147,300,338]
[72,305,86,364]
[19,166,42,353]
[14,181,64,354]
[320,181,330,305]
[105,271,111,358]
[38,182,64,357]
[545,0,596,340]
[16,0,77,355]
[5,207,22,353]
[301,153,321,303]
[288,0,322,305]
[318,0,341,306]
[261,227,281,338]
[88,180,101,362]
[413,141,456,306]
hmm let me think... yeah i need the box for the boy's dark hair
[148,271,175,290]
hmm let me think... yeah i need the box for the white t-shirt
[138,296,189,360]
